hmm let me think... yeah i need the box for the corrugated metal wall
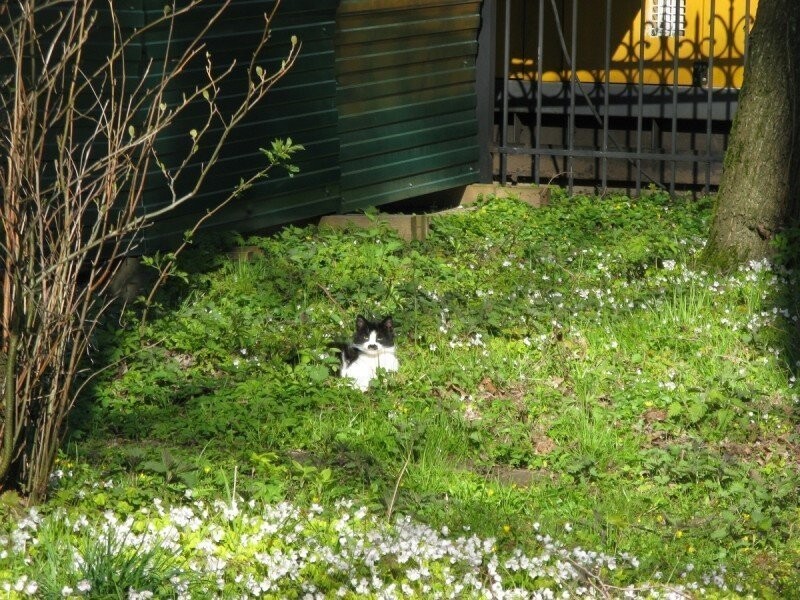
[139,0,341,249]
[17,2,483,249]
[137,1,485,246]
[335,0,482,212]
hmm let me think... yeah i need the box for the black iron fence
[491,0,755,194]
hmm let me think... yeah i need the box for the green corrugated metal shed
[335,0,482,211]
[25,1,484,248]
[138,0,342,249]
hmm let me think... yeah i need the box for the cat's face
[352,315,395,355]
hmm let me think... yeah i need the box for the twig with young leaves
[140,136,303,327]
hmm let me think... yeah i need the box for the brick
[460,183,550,207]
[319,214,431,242]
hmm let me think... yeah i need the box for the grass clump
[2,189,799,597]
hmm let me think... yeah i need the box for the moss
[704,195,744,272]
[700,238,743,273]
[721,114,745,173]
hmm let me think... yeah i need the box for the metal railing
[496,0,753,194]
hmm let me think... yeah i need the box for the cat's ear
[381,316,394,331]
[356,315,368,329]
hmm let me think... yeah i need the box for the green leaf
[142,460,167,474]
[714,408,735,430]
[179,471,199,487]
[710,526,728,540]
[687,401,707,423]
[667,402,683,418]
[756,517,773,532]
[307,365,330,383]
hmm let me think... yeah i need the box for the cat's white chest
[341,350,398,391]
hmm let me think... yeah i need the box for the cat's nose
[367,344,378,350]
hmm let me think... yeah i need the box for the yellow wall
[499,0,757,88]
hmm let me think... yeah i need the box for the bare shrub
[0,0,300,502]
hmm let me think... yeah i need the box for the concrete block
[226,245,264,262]
[319,213,431,242]
[318,185,548,243]
[460,183,550,207]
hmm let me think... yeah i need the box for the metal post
[670,0,681,195]
[705,0,716,192]
[500,0,511,186]
[636,0,646,194]
[602,0,612,192]
[568,0,577,194]
[534,0,544,183]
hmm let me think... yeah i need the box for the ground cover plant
[1,190,799,598]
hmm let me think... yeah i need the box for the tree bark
[706,0,800,266]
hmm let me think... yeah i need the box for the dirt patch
[643,408,667,423]
[533,435,556,455]
[481,465,556,488]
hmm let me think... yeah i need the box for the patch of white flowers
[0,498,738,599]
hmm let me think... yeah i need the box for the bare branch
[0,0,299,501]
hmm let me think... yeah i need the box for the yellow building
[500,0,757,88]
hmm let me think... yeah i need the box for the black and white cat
[338,315,399,391]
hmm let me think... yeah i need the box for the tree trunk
[705,0,800,266]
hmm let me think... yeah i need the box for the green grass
[2,190,800,598]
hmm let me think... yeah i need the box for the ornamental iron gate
[493,0,755,194]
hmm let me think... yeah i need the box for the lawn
[1,190,798,598]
